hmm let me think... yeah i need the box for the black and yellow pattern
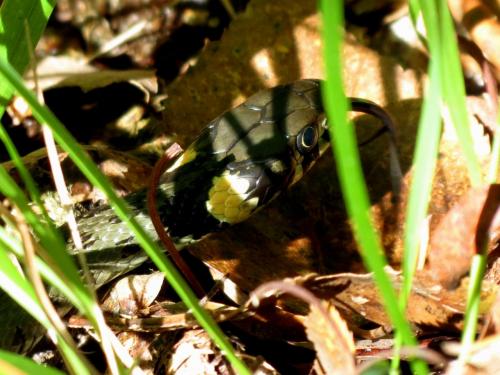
[71,79,329,289]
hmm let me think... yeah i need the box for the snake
[0,79,399,353]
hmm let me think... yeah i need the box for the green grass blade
[320,3,426,373]
[0,164,95,311]
[459,254,487,364]
[0,237,93,374]
[0,0,55,77]
[0,1,247,371]
[401,0,443,304]
[0,222,89,313]
[397,2,446,373]
[0,52,250,375]
[0,0,58,249]
[438,0,482,186]
[403,2,488,372]
[0,350,65,375]
[0,0,56,200]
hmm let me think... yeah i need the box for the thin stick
[24,20,124,375]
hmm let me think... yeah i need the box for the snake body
[0,79,330,352]
[70,79,330,288]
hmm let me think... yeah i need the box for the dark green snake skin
[0,79,331,353]
[69,79,330,288]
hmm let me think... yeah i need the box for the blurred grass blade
[401,0,443,305]
[0,350,65,375]
[438,0,482,186]
[459,254,487,364]
[0,1,248,372]
[404,1,486,371]
[0,0,57,220]
[0,0,55,81]
[398,3,445,373]
[319,3,424,373]
[0,41,250,375]
[0,235,94,374]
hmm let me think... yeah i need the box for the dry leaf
[445,334,500,375]
[449,0,500,80]
[427,184,500,289]
[116,331,158,375]
[297,271,497,331]
[166,329,234,375]
[101,272,164,316]
[304,301,355,375]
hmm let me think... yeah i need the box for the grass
[320,1,426,374]
[0,0,250,374]
[321,0,496,373]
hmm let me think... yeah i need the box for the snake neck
[72,154,233,248]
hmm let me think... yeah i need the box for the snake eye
[296,125,318,154]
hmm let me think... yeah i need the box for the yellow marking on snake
[166,148,197,172]
[206,171,259,223]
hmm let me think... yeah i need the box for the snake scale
[0,79,398,354]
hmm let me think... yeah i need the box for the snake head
[163,79,329,228]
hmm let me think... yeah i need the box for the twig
[24,18,93,289]
[24,20,125,375]
[88,20,148,61]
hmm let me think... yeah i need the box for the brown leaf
[445,334,500,374]
[101,272,164,316]
[304,302,355,375]
[449,0,500,80]
[297,271,497,331]
[165,329,278,375]
[427,184,500,289]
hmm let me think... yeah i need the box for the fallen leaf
[448,0,500,80]
[427,184,500,289]
[101,272,164,316]
[304,301,355,375]
[297,271,497,331]
[445,334,500,375]
[165,329,278,375]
